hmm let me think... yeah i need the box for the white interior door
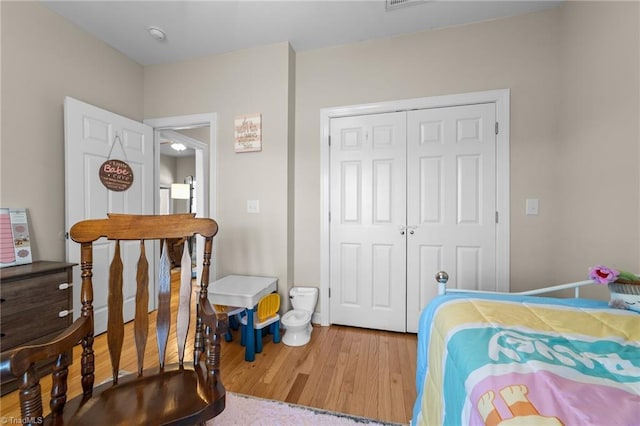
[329,112,407,332]
[405,103,497,332]
[64,97,155,335]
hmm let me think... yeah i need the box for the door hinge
[495,122,499,135]
[495,211,499,224]
[328,211,331,222]
[328,135,331,146]
[328,288,331,298]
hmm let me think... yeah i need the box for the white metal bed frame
[435,271,596,298]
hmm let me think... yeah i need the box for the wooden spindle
[19,365,43,424]
[176,241,192,365]
[50,353,68,416]
[107,241,124,383]
[79,242,95,397]
[156,240,171,368]
[134,240,149,376]
[194,304,203,364]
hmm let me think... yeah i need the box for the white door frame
[144,113,217,282]
[319,89,510,327]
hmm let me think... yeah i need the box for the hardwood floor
[1,272,417,424]
[222,324,417,423]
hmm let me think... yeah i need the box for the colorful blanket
[412,294,640,426]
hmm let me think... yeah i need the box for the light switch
[526,198,539,215]
[247,200,260,214]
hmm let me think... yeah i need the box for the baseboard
[311,312,323,325]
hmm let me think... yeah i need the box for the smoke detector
[386,0,427,11]
[148,26,166,41]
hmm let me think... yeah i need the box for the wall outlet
[247,200,260,214]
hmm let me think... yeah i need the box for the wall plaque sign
[99,159,134,191]
[99,132,134,191]
[234,113,262,153]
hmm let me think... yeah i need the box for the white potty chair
[282,287,318,346]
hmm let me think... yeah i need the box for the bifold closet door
[329,103,497,333]
[329,112,407,332]
[405,103,497,332]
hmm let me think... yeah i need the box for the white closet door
[406,103,497,332]
[329,112,407,332]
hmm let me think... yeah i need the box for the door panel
[65,97,154,335]
[330,112,407,332]
[418,156,442,223]
[406,103,496,332]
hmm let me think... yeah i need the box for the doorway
[320,90,510,331]
[144,113,217,282]
[158,129,201,214]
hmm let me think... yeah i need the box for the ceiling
[159,130,198,158]
[41,0,562,67]
[159,142,196,158]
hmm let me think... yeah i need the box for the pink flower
[589,265,620,285]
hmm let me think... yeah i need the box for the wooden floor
[1,272,417,424]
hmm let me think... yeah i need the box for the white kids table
[208,275,278,362]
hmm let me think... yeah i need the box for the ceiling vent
[385,0,427,11]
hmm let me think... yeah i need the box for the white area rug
[209,392,403,425]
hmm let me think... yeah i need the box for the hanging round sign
[99,159,134,191]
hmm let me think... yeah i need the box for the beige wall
[143,43,295,304]
[553,2,639,298]
[294,3,639,294]
[1,1,144,261]
[1,2,637,309]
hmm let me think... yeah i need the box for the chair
[213,304,246,342]
[3,214,228,425]
[240,293,281,353]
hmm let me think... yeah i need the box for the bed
[411,272,640,426]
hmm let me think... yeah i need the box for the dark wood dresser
[0,261,75,395]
